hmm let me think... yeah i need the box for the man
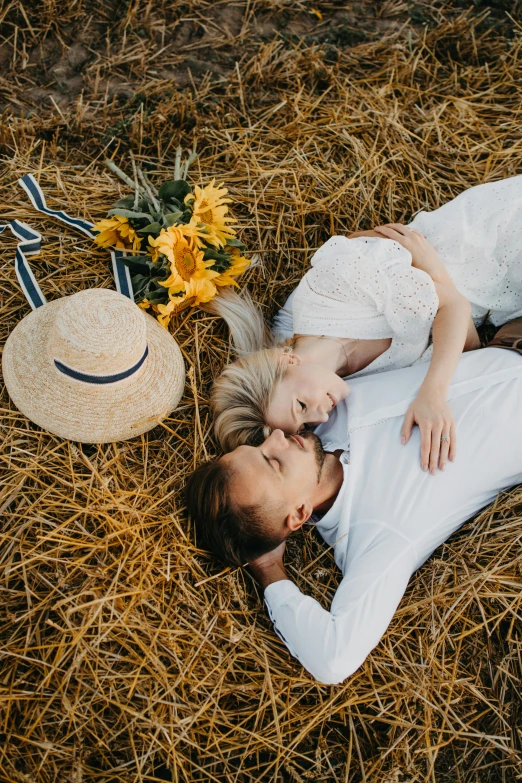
[186,347,522,684]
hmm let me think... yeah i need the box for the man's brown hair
[185,459,286,566]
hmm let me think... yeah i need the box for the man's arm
[249,530,414,684]
[248,541,288,589]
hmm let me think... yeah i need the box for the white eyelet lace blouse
[273,176,522,377]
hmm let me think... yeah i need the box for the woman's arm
[374,224,453,286]
[349,226,480,352]
[373,224,481,352]
[350,226,473,472]
[347,227,451,284]
[464,317,481,352]
[320,233,472,471]
[402,281,471,473]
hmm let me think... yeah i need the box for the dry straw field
[1,0,522,780]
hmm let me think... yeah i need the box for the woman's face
[266,358,350,435]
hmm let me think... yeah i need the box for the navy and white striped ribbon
[0,221,46,309]
[18,173,134,300]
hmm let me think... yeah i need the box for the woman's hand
[373,223,445,281]
[402,387,456,474]
[349,224,452,290]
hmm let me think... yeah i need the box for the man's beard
[300,430,326,482]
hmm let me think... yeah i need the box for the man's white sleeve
[264,532,415,684]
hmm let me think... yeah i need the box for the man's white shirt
[264,348,522,684]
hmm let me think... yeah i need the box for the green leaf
[121,258,156,278]
[112,195,135,209]
[224,238,246,249]
[158,179,192,203]
[130,274,170,305]
[203,247,231,263]
[107,208,152,220]
[202,245,232,273]
[143,283,170,305]
[119,255,170,280]
[130,273,151,300]
[165,211,183,226]
[137,221,162,235]
[119,255,153,271]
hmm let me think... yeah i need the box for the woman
[212,176,522,473]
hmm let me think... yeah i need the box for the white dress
[273,176,522,377]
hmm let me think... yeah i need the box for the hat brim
[2,299,186,443]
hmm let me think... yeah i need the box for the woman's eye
[298,400,306,412]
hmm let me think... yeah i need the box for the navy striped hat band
[54,344,149,385]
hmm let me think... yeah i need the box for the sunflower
[94,215,142,251]
[150,226,219,289]
[181,276,218,304]
[214,248,251,287]
[156,278,218,328]
[186,180,236,248]
[147,236,161,263]
[156,295,195,328]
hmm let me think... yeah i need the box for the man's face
[220,429,326,537]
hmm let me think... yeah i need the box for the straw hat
[2,288,186,443]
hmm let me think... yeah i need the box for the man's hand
[248,541,288,591]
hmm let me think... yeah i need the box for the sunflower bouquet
[93,151,250,328]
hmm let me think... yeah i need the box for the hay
[1,1,522,780]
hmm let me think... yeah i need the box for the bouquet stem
[105,158,145,195]
[138,169,161,212]
[174,146,182,181]
[182,152,198,180]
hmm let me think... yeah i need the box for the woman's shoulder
[310,234,409,272]
[310,235,369,268]
[309,235,353,266]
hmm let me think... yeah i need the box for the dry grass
[1,1,522,781]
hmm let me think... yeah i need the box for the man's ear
[280,352,302,367]
[285,501,313,533]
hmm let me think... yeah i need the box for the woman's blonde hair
[203,286,269,355]
[204,288,293,452]
[212,345,291,451]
